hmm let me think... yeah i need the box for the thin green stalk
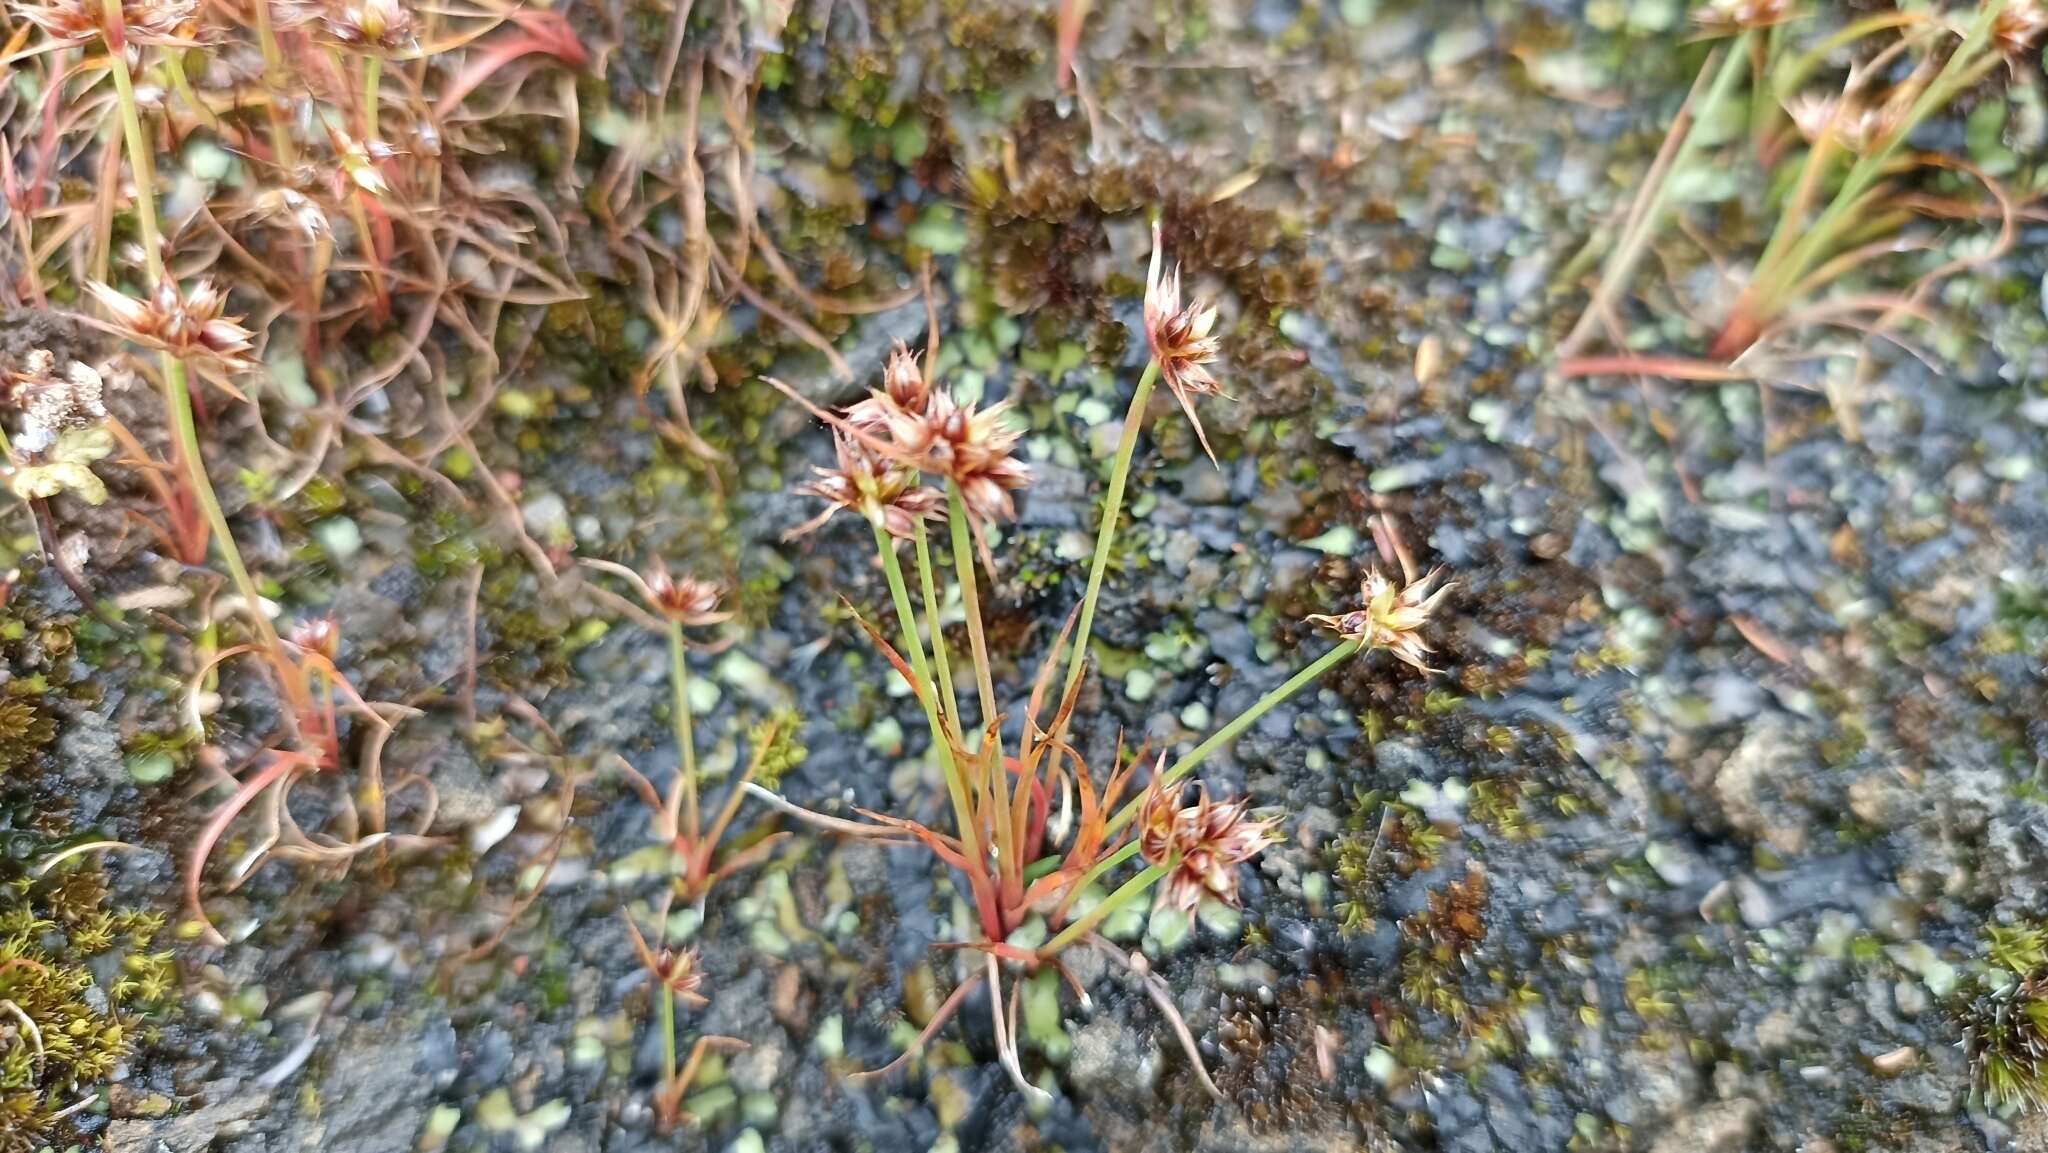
[912,521,962,732]
[102,13,286,666]
[1772,12,1935,104]
[161,359,282,658]
[1758,4,2004,314]
[102,7,165,285]
[1069,840,1141,908]
[1558,34,1751,356]
[945,482,1009,869]
[872,518,981,871]
[250,0,297,168]
[1060,637,1364,906]
[1061,359,1158,704]
[666,621,699,838]
[159,51,218,136]
[1042,862,1168,957]
[1106,638,1362,836]
[872,521,935,706]
[944,483,999,736]
[659,984,677,1096]
[362,56,382,143]
[1745,24,1783,160]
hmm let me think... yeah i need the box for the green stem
[912,521,962,733]
[1771,12,1932,104]
[362,55,382,143]
[944,483,999,738]
[945,482,1008,868]
[1559,33,1751,356]
[872,518,982,872]
[1105,638,1362,836]
[1745,26,1778,160]
[659,984,677,1096]
[102,17,286,670]
[667,621,699,839]
[872,520,935,702]
[1070,840,1141,908]
[250,0,296,168]
[102,7,165,286]
[161,358,284,657]
[1061,359,1158,704]
[1754,5,2004,317]
[1042,862,1168,957]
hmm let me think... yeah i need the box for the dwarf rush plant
[1557,0,2037,429]
[577,562,800,1125]
[772,221,1455,1099]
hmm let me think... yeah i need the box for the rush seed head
[844,340,930,432]
[1784,94,1891,155]
[313,0,413,51]
[326,128,398,196]
[787,433,943,542]
[1691,0,1797,36]
[86,278,257,371]
[286,617,341,662]
[642,561,731,627]
[1143,219,1226,464]
[237,187,332,240]
[1136,781,1280,915]
[867,387,1030,530]
[1996,0,2048,59]
[1307,567,1455,673]
[10,0,197,46]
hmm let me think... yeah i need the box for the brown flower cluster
[793,340,1028,542]
[236,187,332,240]
[1784,95,1894,155]
[276,0,416,52]
[642,561,730,627]
[1136,782,1279,915]
[10,0,197,46]
[1143,220,1225,464]
[581,558,731,629]
[624,918,709,1005]
[1997,0,2048,59]
[87,278,257,370]
[1691,0,1797,36]
[1307,567,1455,672]
[787,431,942,542]
[287,617,341,662]
[327,127,399,197]
[845,341,931,431]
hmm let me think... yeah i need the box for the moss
[744,710,809,790]
[1395,865,1488,1025]
[1212,974,1358,1131]
[1331,789,1448,937]
[0,700,54,775]
[1959,977,2048,1113]
[0,866,169,1148]
[1957,923,2048,1113]
[1988,923,2048,977]
[1466,777,1539,841]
